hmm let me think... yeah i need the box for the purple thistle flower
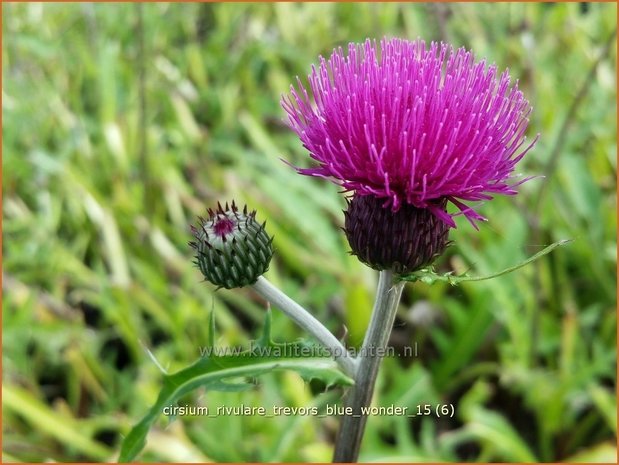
[282,38,537,228]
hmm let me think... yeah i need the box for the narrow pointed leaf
[399,240,571,284]
[119,351,352,462]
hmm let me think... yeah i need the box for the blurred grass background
[2,2,617,462]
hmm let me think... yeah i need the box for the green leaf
[399,240,571,284]
[256,306,274,348]
[588,384,617,434]
[465,406,537,462]
[118,350,352,462]
[2,385,110,461]
[207,308,216,349]
[564,442,617,463]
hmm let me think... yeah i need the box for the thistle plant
[120,37,568,464]
[282,37,539,462]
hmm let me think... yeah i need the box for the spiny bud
[189,201,273,289]
[343,195,449,274]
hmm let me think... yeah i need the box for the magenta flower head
[282,38,537,273]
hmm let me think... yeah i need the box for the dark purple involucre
[282,38,537,228]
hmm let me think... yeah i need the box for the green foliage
[400,240,571,285]
[119,311,353,462]
[3,2,616,462]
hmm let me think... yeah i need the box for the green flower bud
[190,201,273,289]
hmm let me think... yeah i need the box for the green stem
[252,276,358,377]
[332,270,405,462]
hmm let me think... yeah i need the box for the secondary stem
[252,276,358,378]
[332,270,405,462]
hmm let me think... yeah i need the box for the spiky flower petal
[189,202,273,289]
[282,37,537,228]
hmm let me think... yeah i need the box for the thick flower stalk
[282,37,537,230]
